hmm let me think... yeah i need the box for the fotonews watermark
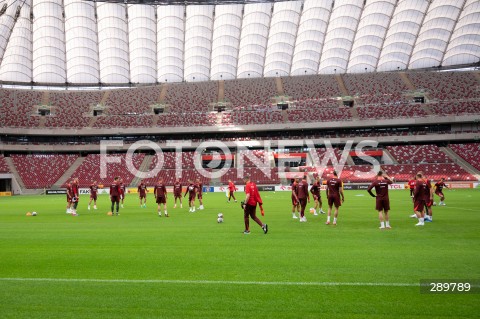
[99,139,382,181]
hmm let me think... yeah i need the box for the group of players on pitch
[290,170,448,229]
[65,170,448,231]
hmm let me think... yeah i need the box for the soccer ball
[32,211,37,216]
[309,208,315,214]
[217,213,224,223]
[107,211,113,216]
[26,212,31,216]
[432,202,437,206]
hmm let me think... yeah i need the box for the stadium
[0,0,479,317]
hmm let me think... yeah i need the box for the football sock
[333,218,337,223]
[386,221,390,227]
[327,216,331,222]
[380,222,385,228]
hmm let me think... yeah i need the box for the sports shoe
[88,206,90,210]
[313,212,318,216]
[116,213,119,216]
[325,221,330,225]
[165,213,169,217]
[94,206,97,210]
[234,200,237,203]
[333,221,337,225]
[262,224,268,234]
[415,221,424,226]
[174,204,177,208]
[243,230,250,235]
[292,214,298,219]
[121,205,124,208]
[180,204,183,208]
[424,218,432,222]
[320,210,326,214]
[386,225,391,229]
[410,214,417,218]
[379,225,385,230]
[72,213,78,217]
[158,213,162,217]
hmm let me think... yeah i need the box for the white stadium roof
[0,0,478,85]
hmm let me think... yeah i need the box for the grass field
[0,189,479,318]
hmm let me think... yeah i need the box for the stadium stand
[0,155,10,173]
[407,72,479,101]
[104,87,160,115]
[220,167,280,185]
[386,145,452,164]
[165,81,218,112]
[45,91,102,128]
[357,104,428,120]
[11,154,79,189]
[449,143,480,171]
[429,101,480,116]
[282,74,342,100]
[224,78,277,107]
[287,107,352,122]
[65,153,145,188]
[1,89,42,128]
[342,72,410,105]
[381,163,475,182]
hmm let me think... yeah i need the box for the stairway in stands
[52,156,86,188]
[3,157,30,194]
[129,155,154,187]
[440,147,480,180]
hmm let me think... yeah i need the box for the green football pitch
[0,189,478,319]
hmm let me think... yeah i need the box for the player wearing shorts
[154,179,168,217]
[367,171,393,229]
[242,175,268,235]
[434,178,448,206]
[138,180,147,208]
[119,179,126,208]
[227,179,237,203]
[297,176,310,222]
[184,180,197,212]
[110,177,121,216]
[310,176,325,215]
[66,180,73,214]
[88,181,98,210]
[291,178,300,219]
[326,171,345,225]
[423,175,434,222]
[408,176,416,198]
[413,173,427,226]
[173,179,183,208]
[196,179,204,210]
[70,178,80,216]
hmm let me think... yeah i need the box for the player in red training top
[184,180,197,212]
[137,180,148,208]
[434,177,449,206]
[290,178,300,219]
[88,180,98,211]
[296,176,310,222]
[413,173,427,226]
[325,171,345,225]
[65,179,73,214]
[242,175,268,235]
[196,179,204,210]
[119,179,126,208]
[154,179,168,217]
[310,175,325,216]
[367,171,394,229]
[70,178,80,216]
[173,179,183,208]
[422,174,434,222]
[227,179,237,203]
[110,177,121,216]
[408,176,416,198]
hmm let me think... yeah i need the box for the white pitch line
[0,277,418,287]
